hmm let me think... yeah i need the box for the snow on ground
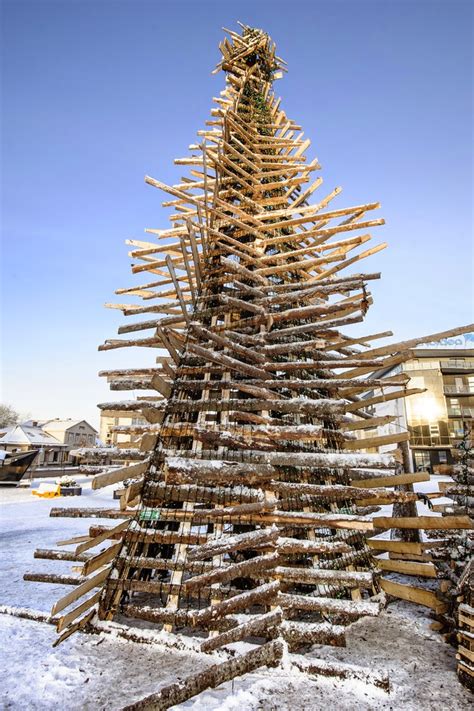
[0,478,471,710]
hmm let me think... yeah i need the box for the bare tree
[0,404,20,428]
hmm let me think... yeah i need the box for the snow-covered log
[189,322,266,364]
[200,609,282,652]
[143,481,262,507]
[50,508,131,520]
[34,549,92,562]
[291,655,390,691]
[184,552,279,590]
[188,527,279,561]
[220,256,269,286]
[23,573,85,586]
[153,507,374,531]
[190,581,280,626]
[71,447,146,462]
[272,481,417,502]
[274,566,375,588]
[98,400,166,412]
[165,457,276,485]
[278,593,382,620]
[187,341,269,380]
[166,449,396,473]
[166,397,345,416]
[123,605,237,632]
[281,620,346,650]
[121,640,284,711]
[277,537,351,556]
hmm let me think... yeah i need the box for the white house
[0,423,69,466]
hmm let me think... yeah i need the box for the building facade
[364,334,474,471]
[0,423,69,466]
[41,419,98,448]
[0,418,99,467]
[99,411,147,447]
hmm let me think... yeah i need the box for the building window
[449,420,465,438]
[414,451,431,471]
[448,398,461,416]
[438,451,448,464]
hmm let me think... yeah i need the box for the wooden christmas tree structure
[25,23,473,705]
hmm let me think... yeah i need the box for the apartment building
[362,332,474,471]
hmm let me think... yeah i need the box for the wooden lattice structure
[25,24,474,705]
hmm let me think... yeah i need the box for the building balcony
[409,434,452,447]
[447,408,474,418]
[443,385,474,396]
[440,361,474,373]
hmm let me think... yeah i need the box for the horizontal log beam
[278,593,382,619]
[190,581,280,626]
[200,609,282,652]
[188,527,279,561]
[373,515,473,530]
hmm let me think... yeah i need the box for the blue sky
[1,0,473,428]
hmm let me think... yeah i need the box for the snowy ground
[0,478,471,710]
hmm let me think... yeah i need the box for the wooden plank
[92,460,149,490]
[457,660,474,678]
[56,534,91,547]
[380,579,447,612]
[345,388,425,413]
[76,519,129,555]
[344,431,410,450]
[351,471,430,488]
[357,323,474,360]
[52,610,96,648]
[373,515,473,530]
[376,559,437,578]
[457,646,474,664]
[56,591,101,632]
[367,539,424,555]
[82,543,122,576]
[51,567,111,616]
[388,552,433,562]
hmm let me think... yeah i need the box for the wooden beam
[380,579,447,612]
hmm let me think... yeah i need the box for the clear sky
[1,0,473,429]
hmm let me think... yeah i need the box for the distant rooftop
[0,423,68,448]
[40,418,98,433]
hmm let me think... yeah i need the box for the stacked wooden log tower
[25,24,473,701]
[429,432,474,688]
